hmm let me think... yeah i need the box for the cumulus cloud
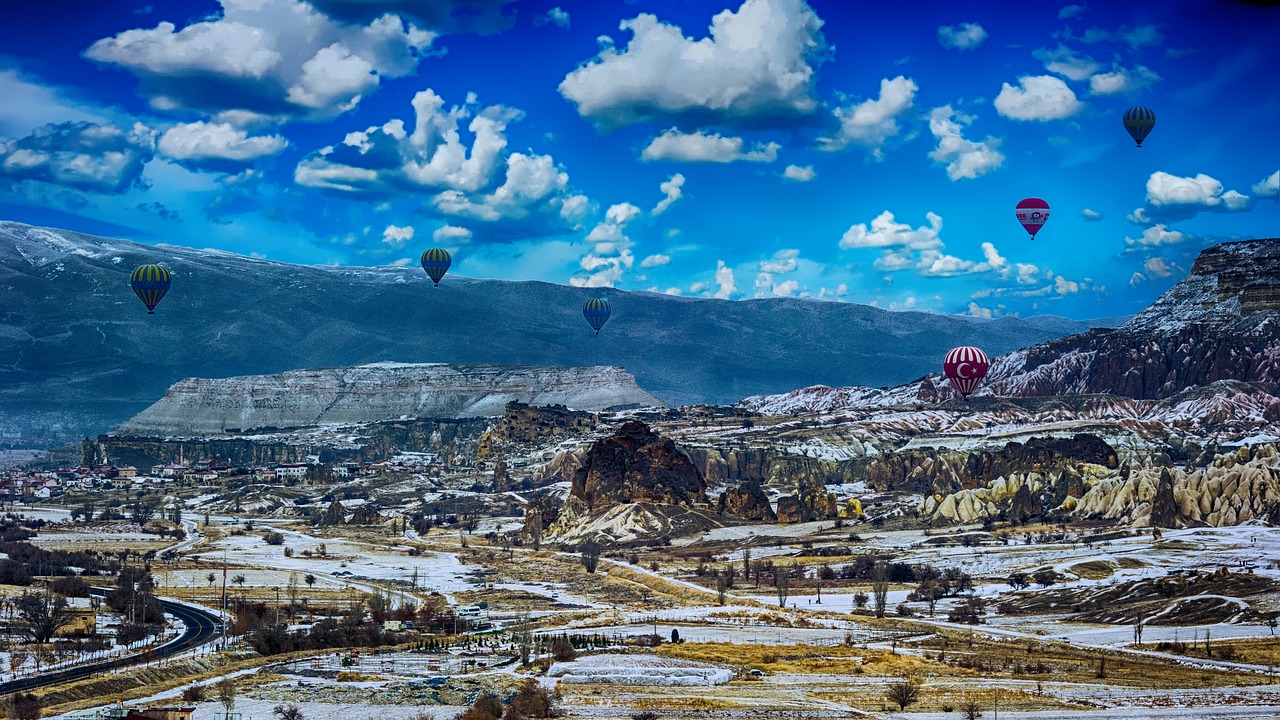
[994,75,1083,121]
[652,173,685,214]
[840,210,942,251]
[840,209,1015,280]
[382,224,414,246]
[1088,65,1160,96]
[158,121,287,165]
[433,224,472,243]
[1128,171,1253,224]
[759,248,799,274]
[818,76,917,158]
[294,89,587,240]
[1253,170,1279,198]
[937,22,987,51]
[535,7,570,29]
[1033,45,1101,81]
[1124,223,1189,247]
[927,106,1004,181]
[1059,4,1087,19]
[85,0,435,119]
[967,301,993,318]
[640,129,779,163]
[306,0,518,34]
[714,260,737,299]
[1080,208,1103,221]
[782,164,815,181]
[0,120,156,194]
[573,201,642,287]
[641,253,671,268]
[558,0,828,129]
[1144,256,1180,278]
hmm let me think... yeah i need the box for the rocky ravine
[115,362,665,437]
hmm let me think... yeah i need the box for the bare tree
[775,568,790,608]
[716,572,728,606]
[959,695,984,720]
[580,539,603,574]
[216,678,237,720]
[14,592,74,643]
[871,561,890,619]
[742,547,752,578]
[885,679,920,711]
[304,574,316,589]
[272,704,304,720]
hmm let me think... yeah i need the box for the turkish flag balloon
[943,346,990,398]
[1016,198,1050,240]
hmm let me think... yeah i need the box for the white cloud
[558,0,828,129]
[1059,4,1087,19]
[0,120,157,194]
[1080,208,1103,221]
[937,22,987,51]
[294,90,587,239]
[640,129,779,163]
[782,164,815,181]
[1078,24,1163,49]
[994,75,1083,121]
[1253,170,1279,198]
[773,279,799,296]
[1033,45,1101,81]
[1143,256,1180,279]
[840,210,942,251]
[641,254,671,268]
[85,0,434,119]
[433,225,472,243]
[927,106,1004,181]
[158,120,288,163]
[535,7,570,29]
[1128,171,1253,224]
[573,201,642,287]
[1015,262,1040,284]
[1124,224,1189,247]
[1054,275,1080,295]
[714,260,737,299]
[967,301,993,318]
[818,76,917,158]
[652,172,685,214]
[760,248,799,274]
[382,224,414,246]
[1088,65,1160,96]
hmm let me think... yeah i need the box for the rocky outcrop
[476,402,599,462]
[717,482,776,521]
[570,421,708,512]
[1149,468,1178,528]
[863,434,1119,496]
[115,363,664,437]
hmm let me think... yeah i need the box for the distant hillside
[0,220,1099,445]
[744,238,1280,414]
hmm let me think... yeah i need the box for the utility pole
[275,586,281,627]
[221,549,228,650]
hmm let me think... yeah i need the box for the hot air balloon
[1015,198,1050,240]
[943,346,990,399]
[583,298,611,335]
[1123,106,1156,148]
[130,264,171,314]
[420,248,452,287]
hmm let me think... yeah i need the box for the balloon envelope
[420,248,452,286]
[130,264,171,314]
[583,298,611,334]
[943,346,990,398]
[1123,106,1156,147]
[1015,198,1050,239]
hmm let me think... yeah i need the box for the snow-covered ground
[550,653,734,685]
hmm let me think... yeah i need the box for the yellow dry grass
[655,642,944,677]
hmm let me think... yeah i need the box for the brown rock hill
[570,420,708,512]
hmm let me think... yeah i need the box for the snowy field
[549,653,734,685]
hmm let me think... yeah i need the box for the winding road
[0,591,223,694]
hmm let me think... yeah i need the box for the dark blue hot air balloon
[1123,106,1156,148]
[583,298,611,335]
[130,264,171,314]
[420,248,451,287]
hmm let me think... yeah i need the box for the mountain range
[0,220,1106,446]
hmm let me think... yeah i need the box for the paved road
[0,591,222,694]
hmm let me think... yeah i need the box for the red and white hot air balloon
[1015,198,1050,240]
[943,346,990,399]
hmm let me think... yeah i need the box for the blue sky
[0,0,1276,320]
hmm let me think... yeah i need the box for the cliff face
[115,363,664,437]
[569,420,708,512]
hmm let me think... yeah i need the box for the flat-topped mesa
[113,362,665,437]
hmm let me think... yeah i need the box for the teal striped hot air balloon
[420,248,452,287]
[582,298,611,335]
[1123,106,1156,148]
[130,264,171,314]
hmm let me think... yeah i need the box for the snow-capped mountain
[744,238,1280,414]
[0,220,1098,445]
